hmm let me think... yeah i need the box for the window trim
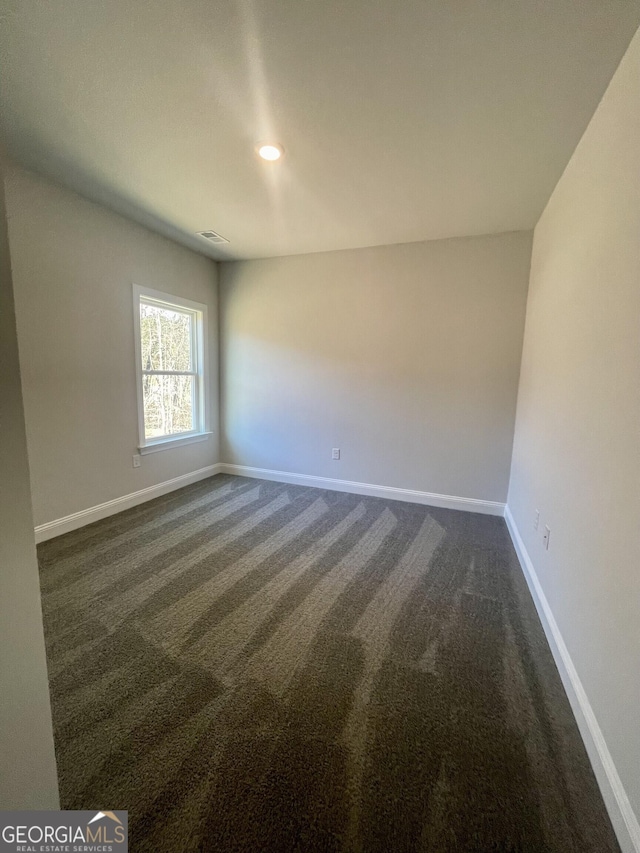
[133,284,210,453]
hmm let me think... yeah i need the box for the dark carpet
[37,474,619,852]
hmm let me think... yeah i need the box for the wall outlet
[534,509,540,531]
[543,525,551,550]
[132,454,141,468]
[331,448,340,460]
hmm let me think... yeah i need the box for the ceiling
[1,1,638,261]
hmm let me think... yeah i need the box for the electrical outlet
[534,509,540,531]
[132,454,141,468]
[543,525,551,550]
[332,448,340,460]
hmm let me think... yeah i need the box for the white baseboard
[34,463,222,543]
[504,506,640,853]
[219,463,505,516]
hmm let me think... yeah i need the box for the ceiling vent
[197,230,229,244]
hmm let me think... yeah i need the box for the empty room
[1,2,639,851]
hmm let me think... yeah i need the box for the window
[133,286,209,453]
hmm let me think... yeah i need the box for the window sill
[138,432,212,455]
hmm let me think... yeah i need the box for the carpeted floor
[37,474,619,852]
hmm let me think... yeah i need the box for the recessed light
[257,143,284,161]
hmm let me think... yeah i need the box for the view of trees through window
[140,302,196,439]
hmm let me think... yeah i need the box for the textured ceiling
[1,0,638,260]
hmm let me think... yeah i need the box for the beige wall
[508,26,640,839]
[220,232,531,504]
[0,158,59,807]
[4,165,219,528]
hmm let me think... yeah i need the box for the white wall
[4,165,219,528]
[508,26,640,848]
[0,156,59,808]
[220,232,531,505]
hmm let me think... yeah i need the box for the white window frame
[133,284,210,454]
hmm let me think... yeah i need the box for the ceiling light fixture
[257,143,284,161]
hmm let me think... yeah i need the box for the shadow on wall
[219,234,531,501]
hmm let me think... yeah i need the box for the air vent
[197,230,229,244]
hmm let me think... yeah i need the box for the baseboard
[34,463,223,543]
[219,463,505,516]
[504,506,640,853]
